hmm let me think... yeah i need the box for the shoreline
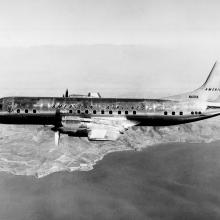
[0,141,220,219]
[1,139,220,179]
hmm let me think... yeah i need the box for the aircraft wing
[61,116,139,141]
[87,124,122,141]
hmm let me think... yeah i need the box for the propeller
[54,130,60,146]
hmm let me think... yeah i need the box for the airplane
[0,62,220,145]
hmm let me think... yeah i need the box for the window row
[16,109,37,113]
[14,109,202,116]
[15,109,137,115]
[70,110,137,115]
[164,111,202,115]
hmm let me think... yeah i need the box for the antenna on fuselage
[65,89,68,97]
[62,89,69,97]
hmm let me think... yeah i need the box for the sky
[0,0,219,97]
[0,0,219,46]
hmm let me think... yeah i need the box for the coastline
[0,141,220,219]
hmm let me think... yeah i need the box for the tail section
[194,61,220,101]
[167,61,220,102]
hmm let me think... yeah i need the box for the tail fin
[196,61,220,101]
[167,61,220,101]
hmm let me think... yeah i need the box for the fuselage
[1,62,220,144]
[0,96,217,127]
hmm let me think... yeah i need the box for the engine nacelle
[57,116,89,136]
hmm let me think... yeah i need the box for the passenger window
[191,111,194,115]
[172,111,175,115]
[101,110,105,114]
[164,111,168,115]
[17,109,20,113]
[198,111,202,114]
[118,111,121,115]
[77,110,80,114]
[93,110,96,114]
[195,111,198,114]
[109,110,112,114]
[69,109,73,114]
[25,109,28,113]
[33,109,37,113]
[179,111,183,115]
[125,111,128,115]
[85,110,89,114]
[133,111,136,115]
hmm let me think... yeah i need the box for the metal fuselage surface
[0,96,215,127]
[1,62,220,143]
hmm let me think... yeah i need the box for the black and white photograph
[0,0,220,219]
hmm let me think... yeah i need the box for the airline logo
[205,88,220,91]
[51,103,145,110]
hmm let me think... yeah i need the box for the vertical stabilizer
[166,61,220,101]
[196,61,220,101]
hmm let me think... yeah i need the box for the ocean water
[0,117,219,178]
[1,142,220,220]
